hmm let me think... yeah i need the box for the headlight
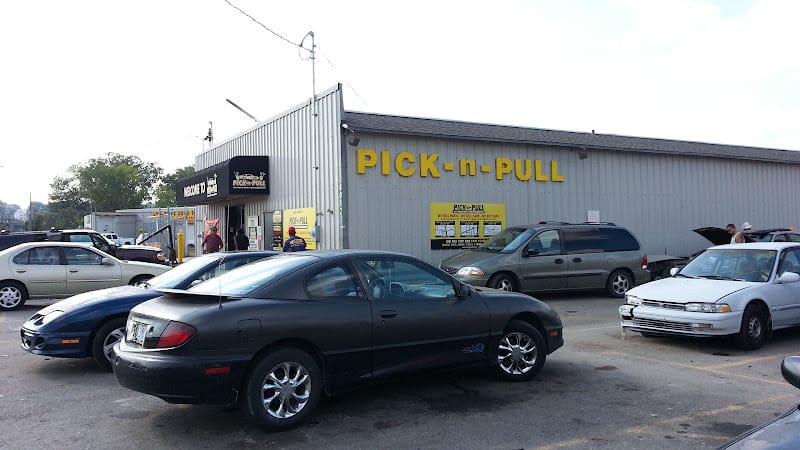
[456,266,485,277]
[626,294,642,306]
[685,303,731,313]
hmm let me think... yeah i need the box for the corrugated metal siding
[194,85,344,250]
[347,133,800,265]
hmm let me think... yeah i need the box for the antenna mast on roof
[299,31,317,116]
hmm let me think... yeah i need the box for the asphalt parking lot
[2,293,799,450]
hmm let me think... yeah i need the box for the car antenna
[218,254,224,310]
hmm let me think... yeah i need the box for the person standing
[202,226,224,253]
[727,223,745,244]
[283,227,307,252]
[234,227,249,250]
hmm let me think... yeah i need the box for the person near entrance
[202,226,224,253]
[283,227,307,252]
[234,228,249,250]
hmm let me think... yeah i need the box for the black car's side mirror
[782,356,800,390]
[456,283,472,298]
[523,249,539,257]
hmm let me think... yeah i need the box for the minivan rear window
[562,227,640,254]
[602,228,640,251]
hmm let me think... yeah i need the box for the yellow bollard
[177,229,185,263]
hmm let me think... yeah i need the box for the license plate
[129,321,149,345]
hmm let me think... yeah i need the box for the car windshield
[475,228,535,253]
[144,254,225,289]
[189,254,315,296]
[680,248,776,282]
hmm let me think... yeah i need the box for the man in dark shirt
[202,226,224,253]
[283,227,307,252]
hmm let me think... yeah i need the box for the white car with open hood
[619,242,800,350]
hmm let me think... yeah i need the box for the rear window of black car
[188,254,314,297]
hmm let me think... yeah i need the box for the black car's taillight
[155,321,196,348]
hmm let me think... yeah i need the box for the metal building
[177,83,800,265]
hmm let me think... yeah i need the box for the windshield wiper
[697,275,738,281]
[673,273,697,279]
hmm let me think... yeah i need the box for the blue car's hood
[37,285,157,315]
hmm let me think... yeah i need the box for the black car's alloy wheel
[242,348,322,431]
[494,320,546,381]
[92,318,127,371]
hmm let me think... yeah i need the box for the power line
[222,0,299,48]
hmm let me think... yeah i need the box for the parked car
[693,226,800,245]
[20,251,277,371]
[0,228,165,264]
[717,356,800,449]
[620,242,800,349]
[113,250,564,431]
[0,241,171,311]
[439,222,650,297]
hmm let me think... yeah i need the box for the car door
[517,229,567,291]
[356,257,490,378]
[770,248,800,328]
[9,246,67,297]
[562,227,608,289]
[64,246,123,294]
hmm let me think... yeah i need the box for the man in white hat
[742,222,752,231]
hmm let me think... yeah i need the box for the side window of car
[787,234,800,243]
[562,228,603,254]
[17,247,61,265]
[64,247,102,265]
[68,234,92,244]
[90,234,114,254]
[357,258,456,300]
[305,264,361,299]
[525,230,561,256]
[602,228,641,252]
[778,249,800,275]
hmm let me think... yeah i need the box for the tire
[91,318,127,371]
[606,270,633,298]
[0,281,28,311]
[488,273,516,292]
[241,348,322,431]
[493,320,547,381]
[734,304,768,350]
[129,275,153,286]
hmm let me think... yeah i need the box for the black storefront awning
[176,156,269,206]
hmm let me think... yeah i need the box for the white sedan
[0,241,171,311]
[619,242,800,350]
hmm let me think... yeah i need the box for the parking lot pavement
[2,293,800,449]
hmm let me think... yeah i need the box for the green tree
[47,176,90,229]
[75,153,163,211]
[154,165,195,207]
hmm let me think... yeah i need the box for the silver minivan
[440,222,650,297]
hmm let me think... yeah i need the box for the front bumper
[113,342,250,405]
[619,304,743,337]
[20,327,91,359]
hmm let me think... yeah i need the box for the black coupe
[113,250,564,431]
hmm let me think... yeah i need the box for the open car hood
[693,227,753,246]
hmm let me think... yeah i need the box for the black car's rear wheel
[0,281,28,311]
[92,318,127,371]
[241,348,322,431]
[493,320,546,381]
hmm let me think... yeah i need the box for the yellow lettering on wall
[356,149,377,174]
[495,158,513,180]
[515,159,532,181]
[535,160,550,181]
[551,160,564,182]
[381,150,391,175]
[396,152,416,177]
[419,153,440,177]
[460,160,476,176]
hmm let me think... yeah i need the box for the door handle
[380,310,397,318]
[69,269,79,273]
[554,259,564,264]
[572,257,582,263]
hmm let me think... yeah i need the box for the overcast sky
[1,0,798,209]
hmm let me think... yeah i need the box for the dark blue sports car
[20,251,277,371]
